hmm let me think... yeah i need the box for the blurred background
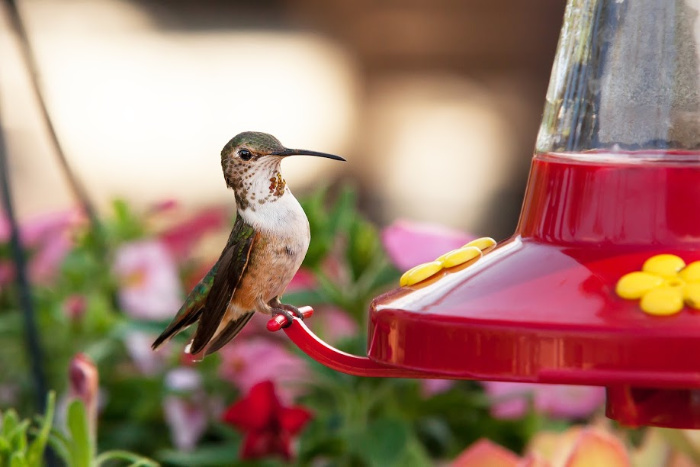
[1,0,565,240]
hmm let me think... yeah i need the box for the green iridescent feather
[151,215,256,351]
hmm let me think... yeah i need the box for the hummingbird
[151,131,345,357]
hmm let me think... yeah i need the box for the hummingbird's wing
[151,215,256,352]
[151,265,216,350]
[188,216,256,355]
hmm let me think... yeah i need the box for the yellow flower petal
[437,246,482,268]
[640,287,684,316]
[684,282,700,309]
[615,272,664,299]
[680,261,700,283]
[400,261,443,287]
[642,254,685,278]
[464,237,497,251]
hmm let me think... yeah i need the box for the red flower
[222,380,312,461]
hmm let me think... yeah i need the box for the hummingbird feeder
[268,0,700,429]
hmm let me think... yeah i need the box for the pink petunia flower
[163,368,208,451]
[163,397,208,451]
[113,240,183,320]
[218,337,311,404]
[421,379,455,397]
[381,219,474,271]
[149,199,180,214]
[305,306,358,345]
[483,381,605,419]
[158,207,228,258]
[285,268,316,292]
[0,209,80,285]
[124,331,169,375]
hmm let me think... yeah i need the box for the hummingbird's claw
[281,303,305,320]
[272,308,296,328]
[266,306,314,332]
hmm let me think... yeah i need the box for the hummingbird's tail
[152,281,211,350]
[198,311,254,356]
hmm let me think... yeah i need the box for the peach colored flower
[451,428,630,467]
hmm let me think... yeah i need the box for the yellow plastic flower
[399,237,496,287]
[616,254,700,316]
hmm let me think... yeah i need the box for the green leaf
[8,420,29,453]
[3,410,19,435]
[298,436,346,462]
[83,292,119,334]
[300,188,332,268]
[94,449,159,466]
[282,289,326,307]
[27,391,56,465]
[350,418,409,467]
[346,217,381,281]
[157,443,242,466]
[45,429,71,466]
[314,273,351,311]
[9,451,27,467]
[416,416,453,458]
[66,400,94,467]
[327,185,358,236]
[111,199,145,241]
[395,438,432,467]
[0,436,11,456]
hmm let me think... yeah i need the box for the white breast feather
[239,190,310,248]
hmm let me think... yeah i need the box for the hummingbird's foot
[271,308,296,328]
[268,297,305,322]
[281,303,305,320]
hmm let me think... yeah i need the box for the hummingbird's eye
[238,149,253,161]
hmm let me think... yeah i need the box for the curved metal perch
[266,306,442,378]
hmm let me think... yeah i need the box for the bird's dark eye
[239,149,253,161]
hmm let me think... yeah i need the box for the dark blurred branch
[4,0,101,231]
[0,100,47,413]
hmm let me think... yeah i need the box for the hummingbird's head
[220,131,345,211]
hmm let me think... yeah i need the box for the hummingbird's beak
[271,148,346,161]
